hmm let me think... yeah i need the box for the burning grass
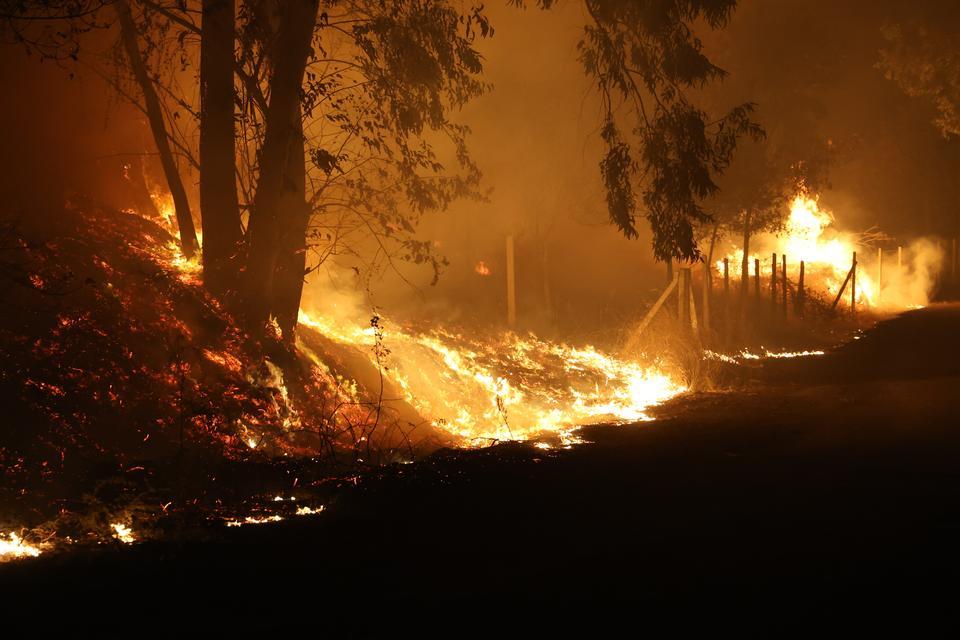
[0,198,688,559]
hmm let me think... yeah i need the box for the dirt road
[4,304,960,623]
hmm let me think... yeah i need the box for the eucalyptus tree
[518,0,763,266]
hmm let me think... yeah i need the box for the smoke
[877,238,945,309]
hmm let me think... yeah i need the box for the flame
[716,194,947,309]
[298,309,686,444]
[225,515,284,527]
[717,195,878,307]
[0,532,42,561]
[110,523,135,544]
[130,191,686,451]
[144,190,203,284]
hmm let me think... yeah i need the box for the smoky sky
[1,0,958,334]
[370,0,960,331]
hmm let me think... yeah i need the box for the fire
[0,532,42,560]
[225,515,284,527]
[474,260,491,276]
[110,523,135,544]
[298,309,686,444]
[705,348,826,363]
[718,195,881,307]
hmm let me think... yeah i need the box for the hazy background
[2,0,958,338]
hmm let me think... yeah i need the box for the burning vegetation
[0,197,688,559]
[715,193,943,311]
[0,0,957,575]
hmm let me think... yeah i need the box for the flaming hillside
[0,200,686,552]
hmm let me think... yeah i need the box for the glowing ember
[0,532,42,560]
[225,515,284,527]
[295,506,325,516]
[751,349,825,359]
[705,348,825,363]
[110,523,135,544]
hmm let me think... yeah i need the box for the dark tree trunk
[244,0,319,329]
[199,0,242,295]
[271,115,309,341]
[116,0,199,258]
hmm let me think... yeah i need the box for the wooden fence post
[771,252,777,310]
[877,247,882,306]
[702,261,711,336]
[782,254,787,317]
[754,258,760,301]
[635,274,677,337]
[851,251,857,317]
[797,260,805,318]
[723,257,730,300]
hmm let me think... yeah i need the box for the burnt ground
[4,304,960,630]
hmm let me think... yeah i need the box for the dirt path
[5,305,960,622]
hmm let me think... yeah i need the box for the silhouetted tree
[879,19,960,138]
[116,0,200,258]
[1,0,492,340]
[520,0,762,265]
[199,0,243,294]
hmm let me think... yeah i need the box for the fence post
[770,252,778,312]
[703,261,712,335]
[754,258,760,301]
[851,251,857,317]
[782,254,787,317]
[723,257,730,300]
[797,260,805,318]
[877,247,882,306]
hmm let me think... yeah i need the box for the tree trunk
[116,0,199,258]
[703,222,719,337]
[199,0,242,295]
[244,0,319,329]
[271,114,309,340]
[738,209,752,320]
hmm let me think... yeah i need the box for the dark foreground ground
[4,304,960,629]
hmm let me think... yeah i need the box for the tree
[878,21,960,139]
[521,0,762,264]
[3,0,492,340]
[0,0,109,60]
[878,10,960,238]
[199,0,243,295]
[115,0,200,259]
[232,0,491,337]
[243,0,319,328]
